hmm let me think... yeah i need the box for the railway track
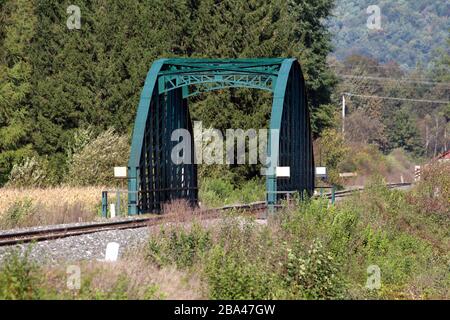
[0,202,267,247]
[0,183,411,247]
[322,182,413,200]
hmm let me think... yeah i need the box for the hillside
[328,0,449,68]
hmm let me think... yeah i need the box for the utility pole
[342,94,346,136]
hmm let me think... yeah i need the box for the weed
[0,249,43,299]
[0,198,34,228]
[146,222,212,268]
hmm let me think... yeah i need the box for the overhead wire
[343,92,450,104]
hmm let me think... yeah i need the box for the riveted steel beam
[128,58,313,215]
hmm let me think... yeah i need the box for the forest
[0,0,336,186]
[328,0,449,68]
[0,0,448,188]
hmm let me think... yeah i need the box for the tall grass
[146,172,450,300]
[338,146,416,186]
[1,164,447,300]
[199,177,265,208]
[0,248,201,300]
[1,171,448,299]
[0,186,104,229]
[0,176,264,229]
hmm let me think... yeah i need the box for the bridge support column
[127,58,313,215]
[128,166,138,215]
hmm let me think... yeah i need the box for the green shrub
[205,245,275,299]
[199,177,265,207]
[66,128,129,186]
[0,249,43,299]
[199,178,234,207]
[141,170,449,300]
[363,228,434,285]
[282,241,345,299]
[143,284,167,300]
[411,162,450,217]
[146,223,212,268]
[328,207,359,259]
[238,178,266,203]
[0,198,34,229]
[6,156,55,188]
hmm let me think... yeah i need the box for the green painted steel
[128,58,314,214]
[101,191,107,218]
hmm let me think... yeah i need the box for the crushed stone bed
[0,217,267,266]
[0,227,151,265]
[0,215,155,236]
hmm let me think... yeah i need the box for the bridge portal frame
[128,58,314,215]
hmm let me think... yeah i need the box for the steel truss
[128,58,314,214]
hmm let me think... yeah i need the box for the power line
[339,81,445,92]
[339,75,450,87]
[343,92,450,104]
[330,63,450,84]
[329,63,420,72]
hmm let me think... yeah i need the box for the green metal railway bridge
[127,58,314,215]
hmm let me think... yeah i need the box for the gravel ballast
[0,226,151,265]
[0,216,267,266]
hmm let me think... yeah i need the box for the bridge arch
[128,58,314,214]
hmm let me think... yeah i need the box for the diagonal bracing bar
[128,58,314,215]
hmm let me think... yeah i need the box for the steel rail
[0,184,411,247]
[0,202,267,247]
[321,183,413,199]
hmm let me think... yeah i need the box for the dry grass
[42,250,203,299]
[162,199,201,221]
[0,186,105,228]
[0,186,104,214]
[337,146,416,186]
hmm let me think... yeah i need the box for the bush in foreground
[0,249,200,300]
[146,177,449,299]
[0,172,448,300]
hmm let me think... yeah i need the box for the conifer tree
[0,0,37,184]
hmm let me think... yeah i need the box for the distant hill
[328,0,449,68]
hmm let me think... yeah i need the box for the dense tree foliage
[0,0,36,185]
[332,52,449,158]
[328,0,449,68]
[0,0,337,186]
[0,0,448,187]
